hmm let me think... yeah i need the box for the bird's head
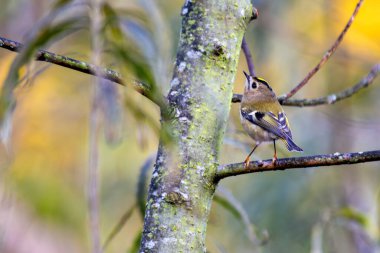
[243,71,274,98]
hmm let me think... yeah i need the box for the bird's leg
[272,140,277,163]
[244,144,259,168]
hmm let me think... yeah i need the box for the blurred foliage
[214,186,269,248]
[337,207,368,227]
[0,0,380,252]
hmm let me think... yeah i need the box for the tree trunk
[139,0,253,252]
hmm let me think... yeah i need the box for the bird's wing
[241,110,302,152]
[241,110,294,139]
[274,111,292,139]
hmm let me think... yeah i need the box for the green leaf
[98,81,124,146]
[136,155,155,217]
[102,2,157,92]
[51,0,73,10]
[127,231,143,253]
[0,0,87,126]
[0,18,81,124]
[337,207,368,227]
[103,204,136,250]
[138,0,172,89]
[215,186,268,246]
[213,193,240,219]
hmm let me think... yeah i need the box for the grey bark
[139,0,253,252]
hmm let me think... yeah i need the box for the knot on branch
[212,43,225,57]
[251,7,259,21]
[164,189,191,209]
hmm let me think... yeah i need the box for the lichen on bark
[139,1,253,252]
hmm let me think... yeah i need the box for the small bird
[240,71,303,167]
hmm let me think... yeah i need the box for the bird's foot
[272,155,277,164]
[244,157,250,168]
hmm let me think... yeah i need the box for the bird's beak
[243,71,250,80]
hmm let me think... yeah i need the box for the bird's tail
[282,137,303,152]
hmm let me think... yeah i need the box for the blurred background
[0,0,380,252]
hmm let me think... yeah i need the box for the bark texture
[139,0,253,252]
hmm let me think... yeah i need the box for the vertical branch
[88,93,102,253]
[88,0,103,253]
[139,0,254,252]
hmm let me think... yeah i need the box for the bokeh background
[1,0,380,252]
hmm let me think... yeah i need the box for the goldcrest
[240,71,302,167]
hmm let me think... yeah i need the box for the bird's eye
[251,81,257,89]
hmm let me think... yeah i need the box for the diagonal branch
[231,64,380,106]
[0,36,149,95]
[216,150,380,181]
[281,0,364,100]
[278,64,380,106]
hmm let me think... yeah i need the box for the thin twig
[215,186,267,246]
[241,36,255,76]
[0,36,149,94]
[282,0,365,100]
[231,64,380,106]
[279,64,380,106]
[103,204,136,250]
[216,150,380,181]
[87,97,101,253]
[88,1,103,252]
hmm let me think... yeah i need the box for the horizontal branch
[216,150,380,181]
[2,36,377,109]
[231,64,380,106]
[0,36,150,95]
